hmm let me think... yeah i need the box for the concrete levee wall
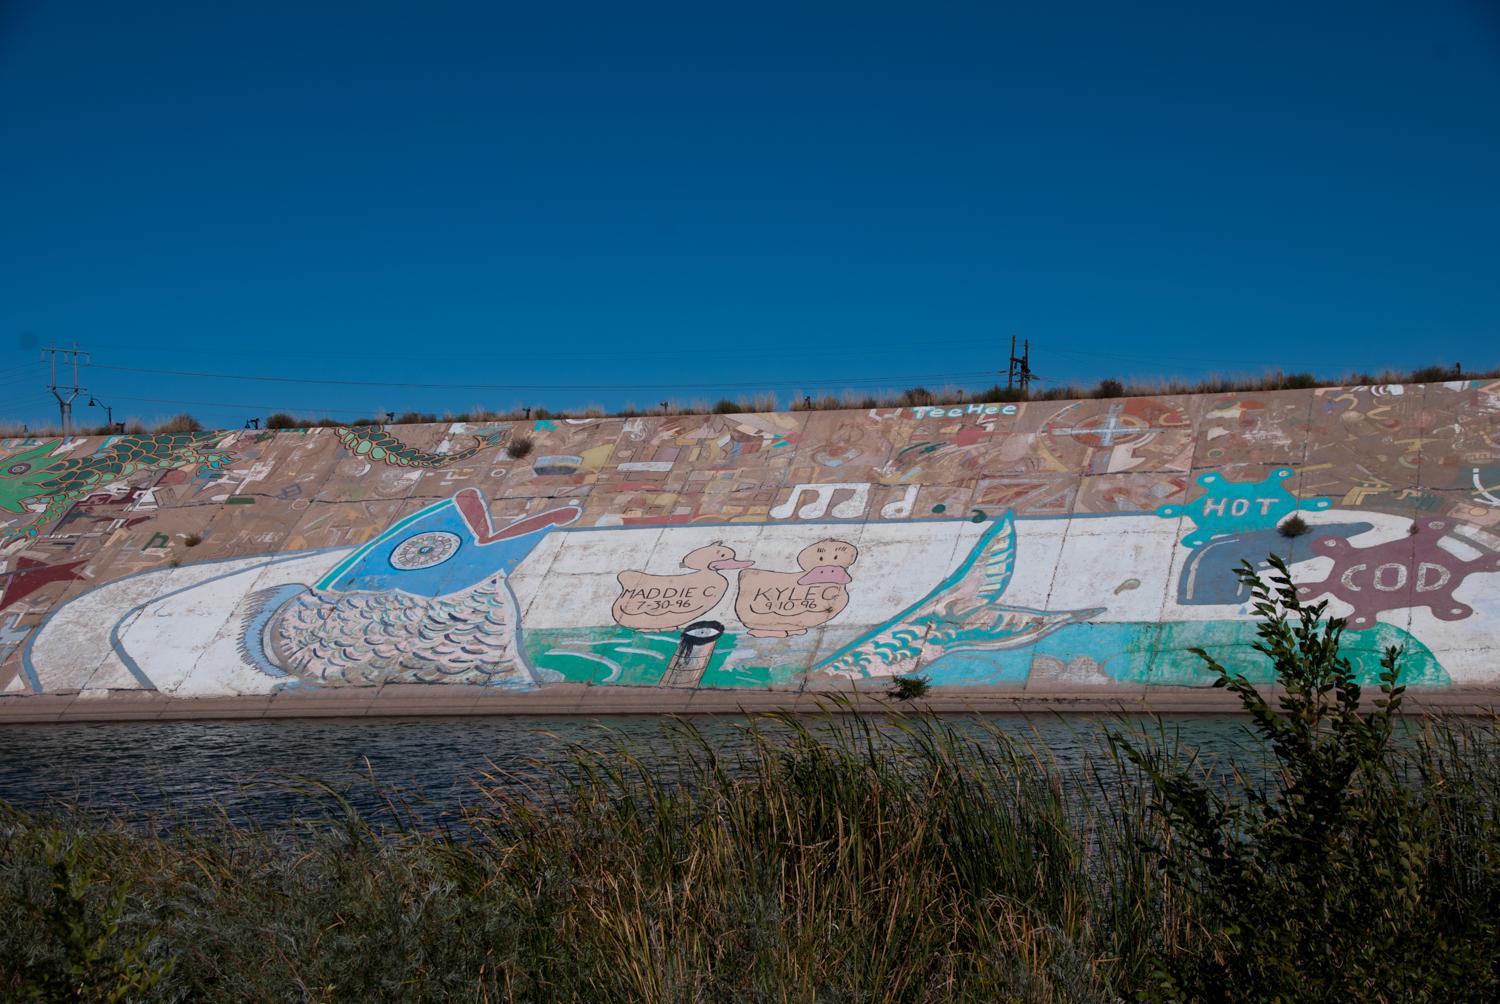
[2,380,1499,718]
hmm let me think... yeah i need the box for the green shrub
[1411,364,1462,383]
[1110,555,1500,1001]
[16,833,173,1001]
[888,674,931,701]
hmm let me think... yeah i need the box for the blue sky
[2,1,1498,429]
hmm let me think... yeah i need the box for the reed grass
[1,705,1496,1002]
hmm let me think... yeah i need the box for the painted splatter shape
[1158,468,1330,548]
[334,426,505,468]
[0,434,234,542]
[818,514,1101,677]
[1297,519,1500,629]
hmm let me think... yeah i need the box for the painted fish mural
[248,489,581,687]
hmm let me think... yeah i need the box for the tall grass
[2,705,1497,1002]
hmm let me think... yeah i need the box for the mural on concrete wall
[1,432,235,542]
[4,380,1500,699]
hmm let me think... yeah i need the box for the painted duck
[735,539,858,638]
[817,514,1101,677]
[613,543,752,632]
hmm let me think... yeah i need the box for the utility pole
[1005,336,1033,396]
[42,343,89,435]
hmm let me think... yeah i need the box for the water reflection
[0,714,1260,829]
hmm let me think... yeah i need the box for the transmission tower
[1005,336,1033,396]
[42,343,89,435]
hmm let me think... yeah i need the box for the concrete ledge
[3,684,1497,724]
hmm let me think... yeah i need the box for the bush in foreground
[1112,556,1500,1000]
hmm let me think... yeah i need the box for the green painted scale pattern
[334,427,501,468]
[0,433,235,542]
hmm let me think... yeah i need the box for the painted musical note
[879,484,919,519]
[769,483,871,520]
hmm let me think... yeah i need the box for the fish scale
[334,426,507,468]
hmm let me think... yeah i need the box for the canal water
[0,714,1262,829]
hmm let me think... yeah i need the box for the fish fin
[973,512,1018,603]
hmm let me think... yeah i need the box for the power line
[2,397,58,411]
[88,362,1001,392]
[73,336,1008,365]
[108,394,381,417]
[1044,345,1339,369]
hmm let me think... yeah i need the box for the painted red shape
[452,487,581,544]
[0,557,87,611]
[1298,519,1500,629]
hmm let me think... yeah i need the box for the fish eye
[390,531,461,570]
[6,463,30,475]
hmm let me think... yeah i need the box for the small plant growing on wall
[507,434,534,460]
[888,674,931,701]
[1277,513,1309,538]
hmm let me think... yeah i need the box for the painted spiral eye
[6,463,30,475]
[389,531,461,570]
